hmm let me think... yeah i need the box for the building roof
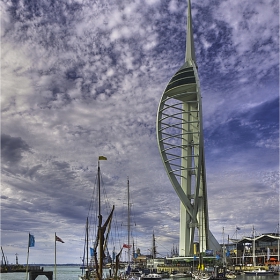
[135,255,147,260]
[231,233,280,244]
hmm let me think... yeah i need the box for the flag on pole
[55,233,64,280]
[55,235,64,243]
[90,247,94,257]
[123,244,131,249]
[98,156,107,160]
[29,234,35,247]
[26,233,35,280]
[236,227,241,230]
[226,250,230,257]
[126,264,131,275]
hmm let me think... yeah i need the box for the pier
[29,270,53,280]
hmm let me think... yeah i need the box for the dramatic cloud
[1,0,278,264]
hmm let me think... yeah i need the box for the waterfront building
[146,258,165,271]
[132,233,279,273]
[226,233,280,267]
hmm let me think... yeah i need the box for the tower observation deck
[156,0,220,256]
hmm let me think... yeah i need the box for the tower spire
[186,0,196,65]
[156,0,221,257]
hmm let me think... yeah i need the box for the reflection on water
[167,275,279,280]
[235,275,279,280]
[0,266,279,280]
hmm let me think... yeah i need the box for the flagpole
[55,232,57,280]
[26,233,30,280]
[277,223,279,270]
[236,227,238,265]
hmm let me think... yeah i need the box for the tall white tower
[156,0,219,256]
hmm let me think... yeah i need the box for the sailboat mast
[86,217,89,270]
[152,232,156,272]
[252,226,256,267]
[127,177,131,264]
[98,158,103,279]
[235,227,238,265]
[222,227,226,267]
[153,232,156,259]
[277,223,280,271]
[98,161,101,219]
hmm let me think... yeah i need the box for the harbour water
[0,265,80,280]
[0,266,279,280]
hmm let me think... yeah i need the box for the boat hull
[170,273,190,278]
[244,270,274,276]
[141,274,162,280]
[141,276,161,280]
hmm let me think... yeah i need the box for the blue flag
[112,251,116,261]
[29,234,35,247]
[226,250,230,257]
[90,247,94,257]
[126,265,131,275]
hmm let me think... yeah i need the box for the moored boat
[170,272,189,278]
[141,273,162,280]
[225,272,236,279]
[128,269,142,280]
[79,156,121,280]
[207,266,227,280]
[243,268,274,276]
[192,273,210,280]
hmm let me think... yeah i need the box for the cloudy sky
[1,0,279,265]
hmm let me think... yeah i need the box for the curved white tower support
[156,0,212,256]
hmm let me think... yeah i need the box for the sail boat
[79,156,115,280]
[122,178,143,280]
[124,177,132,275]
[141,233,162,280]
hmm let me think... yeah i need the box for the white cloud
[1,0,278,264]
